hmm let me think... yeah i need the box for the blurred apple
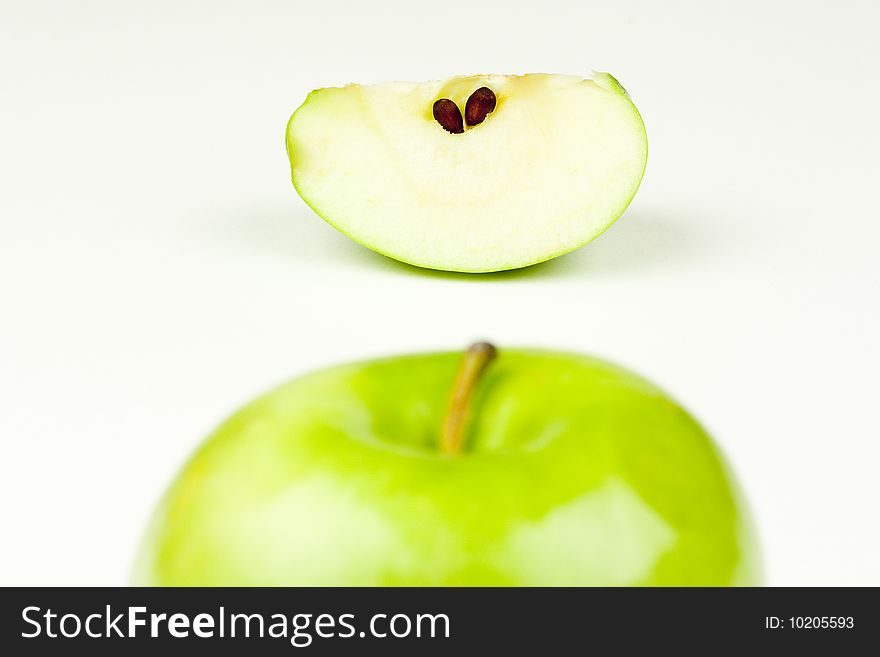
[134,344,759,585]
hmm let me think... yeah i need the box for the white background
[1,0,878,586]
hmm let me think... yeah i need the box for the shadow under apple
[197,205,730,282]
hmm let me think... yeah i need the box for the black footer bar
[1,587,874,653]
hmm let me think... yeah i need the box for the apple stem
[440,342,498,455]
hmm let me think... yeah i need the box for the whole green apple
[286,72,647,273]
[134,344,760,586]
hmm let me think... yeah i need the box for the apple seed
[432,98,464,134]
[465,87,497,127]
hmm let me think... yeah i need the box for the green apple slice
[286,73,648,272]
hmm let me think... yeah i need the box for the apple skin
[134,349,760,586]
